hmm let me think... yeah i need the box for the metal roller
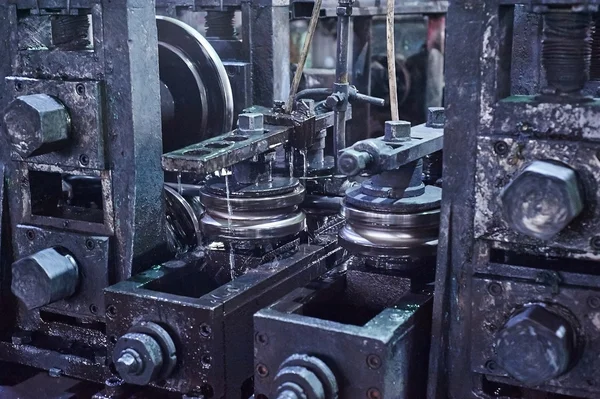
[157,16,234,153]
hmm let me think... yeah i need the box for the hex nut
[338,149,372,177]
[113,333,164,386]
[426,107,446,128]
[500,160,583,240]
[383,120,411,143]
[238,113,264,134]
[495,304,576,386]
[3,94,71,158]
[11,247,79,310]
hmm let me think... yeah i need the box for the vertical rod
[333,0,352,172]
[386,0,399,121]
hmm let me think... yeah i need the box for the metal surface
[255,266,433,399]
[106,236,344,397]
[162,108,350,175]
[429,3,600,399]
[338,121,444,176]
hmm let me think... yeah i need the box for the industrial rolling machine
[0,1,351,398]
[253,108,444,399]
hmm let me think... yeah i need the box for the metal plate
[157,16,234,153]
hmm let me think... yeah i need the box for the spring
[542,11,593,93]
[205,11,236,40]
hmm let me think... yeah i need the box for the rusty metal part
[162,108,349,175]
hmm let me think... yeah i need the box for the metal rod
[386,0,399,121]
[333,0,352,172]
[285,0,324,113]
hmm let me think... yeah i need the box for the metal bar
[333,0,352,172]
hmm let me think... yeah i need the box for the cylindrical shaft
[334,110,347,170]
[333,0,352,172]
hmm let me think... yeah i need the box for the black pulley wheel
[157,16,234,153]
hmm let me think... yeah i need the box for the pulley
[157,16,234,153]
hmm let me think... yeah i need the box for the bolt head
[495,304,575,386]
[384,120,411,142]
[500,160,583,240]
[426,107,446,128]
[325,93,343,109]
[11,247,79,310]
[3,94,70,158]
[338,149,371,176]
[113,332,164,386]
[238,113,264,133]
[117,351,142,375]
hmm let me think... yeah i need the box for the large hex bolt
[11,247,79,310]
[112,322,177,386]
[500,160,584,240]
[3,94,71,158]
[237,113,264,135]
[495,304,577,386]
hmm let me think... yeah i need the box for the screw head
[383,120,411,142]
[493,140,510,156]
[117,351,142,375]
[367,387,382,399]
[325,93,343,109]
[487,282,503,296]
[366,354,382,369]
[256,363,269,378]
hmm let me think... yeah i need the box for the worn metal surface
[429,3,600,399]
[0,0,167,384]
[255,265,433,398]
[338,122,444,176]
[105,238,344,397]
[162,109,349,175]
